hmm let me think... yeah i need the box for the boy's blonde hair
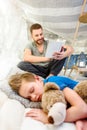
[9,72,35,93]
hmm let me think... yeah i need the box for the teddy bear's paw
[48,116,54,124]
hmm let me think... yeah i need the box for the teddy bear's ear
[44,82,60,92]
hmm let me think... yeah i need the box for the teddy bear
[41,82,67,126]
[41,80,87,126]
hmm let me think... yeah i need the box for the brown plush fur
[41,81,87,125]
[41,82,66,113]
[74,80,87,104]
[42,80,87,114]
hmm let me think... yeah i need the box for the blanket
[0,90,76,130]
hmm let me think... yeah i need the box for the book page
[45,40,65,58]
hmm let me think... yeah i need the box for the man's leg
[48,58,66,75]
[17,61,47,78]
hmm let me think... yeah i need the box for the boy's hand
[25,108,49,124]
[76,120,87,130]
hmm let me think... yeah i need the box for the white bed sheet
[0,90,76,130]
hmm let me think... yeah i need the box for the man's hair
[30,23,43,34]
[8,72,35,93]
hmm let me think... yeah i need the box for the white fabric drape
[0,0,87,79]
[0,0,28,80]
[20,0,87,40]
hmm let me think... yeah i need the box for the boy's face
[19,77,44,102]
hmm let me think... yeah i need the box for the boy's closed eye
[26,87,34,100]
[30,87,34,93]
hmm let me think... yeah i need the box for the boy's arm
[63,87,87,122]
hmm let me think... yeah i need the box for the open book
[45,40,65,58]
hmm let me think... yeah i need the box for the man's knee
[17,61,30,70]
[17,61,25,68]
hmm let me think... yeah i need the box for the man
[17,23,73,78]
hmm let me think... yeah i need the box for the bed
[0,89,76,130]
[0,65,76,130]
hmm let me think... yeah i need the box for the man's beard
[35,38,44,45]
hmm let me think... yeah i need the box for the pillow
[0,80,41,108]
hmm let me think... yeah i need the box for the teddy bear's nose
[48,116,54,124]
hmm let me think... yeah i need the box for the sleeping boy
[8,72,87,129]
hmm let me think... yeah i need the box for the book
[45,40,65,58]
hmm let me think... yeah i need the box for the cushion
[0,80,41,108]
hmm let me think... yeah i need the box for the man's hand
[52,51,66,60]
